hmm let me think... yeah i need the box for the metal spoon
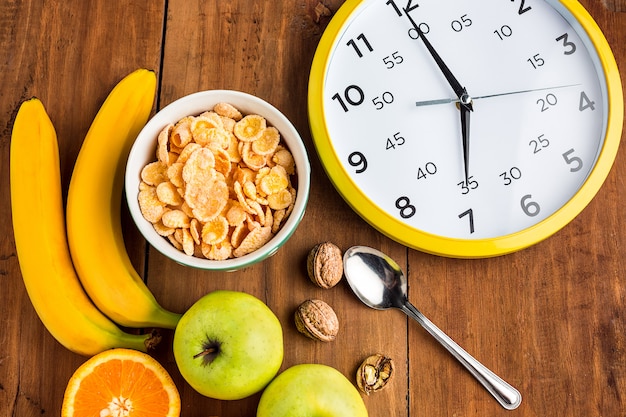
[343,246,522,410]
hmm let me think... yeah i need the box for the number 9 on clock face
[308,0,623,258]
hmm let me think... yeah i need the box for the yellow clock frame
[308,0,623,258]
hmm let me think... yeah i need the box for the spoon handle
[401,302,522,410]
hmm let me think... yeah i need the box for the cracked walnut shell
[306,242,343,289]
[356,354,395,395]
[294,299,339,342]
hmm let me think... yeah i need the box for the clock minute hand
[460,102,471,183]
[406,10,473,182]
[405,11,471,108]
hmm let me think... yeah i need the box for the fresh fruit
[10,98,159,356]
[256,364,369,417]
[66,69,182,329]
[61,348,180,417]
[173,290,283,400]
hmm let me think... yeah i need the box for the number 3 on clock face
[308,0,623,258]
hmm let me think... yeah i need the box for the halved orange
[62,348,181,417]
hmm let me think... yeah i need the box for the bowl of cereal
[125,90,310,271]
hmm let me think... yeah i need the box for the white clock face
[320,0,606,239]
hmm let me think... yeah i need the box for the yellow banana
[10,98,159,356]
[66,69,182,329]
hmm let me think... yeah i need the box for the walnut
[294,299,339,342]
[356,354,395,395]
[306,242,343,289]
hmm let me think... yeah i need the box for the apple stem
[193,339,222,365]
[193,347,217,359]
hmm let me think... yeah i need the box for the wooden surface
[1,1,624,416]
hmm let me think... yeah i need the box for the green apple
[257,364,369,417]
[173,290,283,400]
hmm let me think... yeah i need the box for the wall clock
[308,0,623,258]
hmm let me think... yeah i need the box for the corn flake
[138,187,166,223]
[168,234,183,250]
[181,228,195,256]
[190,218,202,245]
[259,165,289,195]
[141,161,168,186]
[246,213,262,232]
[202,241,233,261]
[223,132,241,163]
[241,142,267,171]
[226,201,247,226]
[220,116,236,132]
[185,173,229,222]
[193,112,223,132]
[167,162,185,188]
[233,226,272,258]
[177,142,202,164]
[156,181,183,206]
[267,188,293,210]
[252,126,280,155]
[194,127,230,149]
[272,209,286,234]
[162,209,191,229]
[263,206,274,228]
[180,201,194,218]
[214,102,243,121]
[233,166,256,185]
[153,220,175,237]
[170,117,193,148]
[157,124,174,165]
[212,147,232,177]
[202,216,229,245]
[230,223,247,248]
[243,181,258,200]
[234,114,266,142]
[272,147,295,175]
[182,148,216,184]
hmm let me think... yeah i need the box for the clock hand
[414,97,456,107]
[415,84,581,107]
[474,83,580,100]
[460,100,471,183]
[405,11,471,108]
[405,9,473,181]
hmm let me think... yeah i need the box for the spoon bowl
[343,246,407,310]
[343,245,522,410]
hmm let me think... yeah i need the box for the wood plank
[153,1,408,415]
[0,1,164,416]
[405,2,626,414]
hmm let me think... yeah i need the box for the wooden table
[2,1,625,416]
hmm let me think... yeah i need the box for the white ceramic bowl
[125,90,310,271]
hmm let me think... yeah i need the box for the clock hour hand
[414,97,456,107]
